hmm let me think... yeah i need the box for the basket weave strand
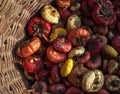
[0,0,51,94]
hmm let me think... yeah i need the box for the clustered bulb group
[16,0,120,94]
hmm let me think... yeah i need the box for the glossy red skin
[58,7,72,20]
[77,51,91,64]
[49,83,66,94]
[36,70,49,80]
[23,55,43,73]
[16,37,41,58]
[27,17,51,38]
[46,46,66,63]
[85,55,102,69]
[51,65,61,83]
[53,38,72,53]
[88,39,102,54]
[93,26,108,35]
[68,28,91,46]
[112,35,120,52]
[65,87,83,94]
[81,0,92,17]
[92,1,117,26]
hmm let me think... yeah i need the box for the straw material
[0,0,52,93]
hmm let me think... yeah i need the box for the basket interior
[0,0,52,93]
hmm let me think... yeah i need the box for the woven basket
[0,0,52,94]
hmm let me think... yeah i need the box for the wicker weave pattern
[0,0,51,93]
